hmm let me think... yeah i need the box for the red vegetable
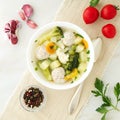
[10,34,18,44]
[27,19,38,29]
[22,4,33,18]
[83,6,99,24]
[19,11,26,21]
[19,4,38,29]
[4,20,20,45]
[101,4,118,20]
[102,24,116,38]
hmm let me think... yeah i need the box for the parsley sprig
[92,78,120,120]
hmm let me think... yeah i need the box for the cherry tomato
[101,4,117,20]
[83,6,99,24]
[102,24,116,38]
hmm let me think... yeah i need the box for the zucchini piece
[76,44,84,53]
[74,37,83,44]
[50,60,61,70]
[50,37,57,43]
[42,68,52,81]
[49,53,57,60]
[78,62,87,73]
[39,59,51,70]
[80,51,88,62]
[57,40,65,49]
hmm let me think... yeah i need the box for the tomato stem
[114,5,120,10]
[90,0,100,7]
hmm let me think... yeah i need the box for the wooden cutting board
[1,0,120,120]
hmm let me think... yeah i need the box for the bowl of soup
[27,22,94,90]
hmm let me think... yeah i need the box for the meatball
[36,45,49,60]
[62,31,75,46]
[56,48,69,64]
[51,67,65,84]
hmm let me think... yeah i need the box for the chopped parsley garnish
[34,67,38,71]
[34,40,38,43]
[86,50,90,54]
[73,32,84,38]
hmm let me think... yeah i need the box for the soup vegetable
[33,26,90,84]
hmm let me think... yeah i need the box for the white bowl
[19,85,47,112]
[27,21,94,90]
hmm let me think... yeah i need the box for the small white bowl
[19,85,47,112]
[27,22,94,90]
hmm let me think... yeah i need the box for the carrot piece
[82,39,88,49]
[46,42,56,54]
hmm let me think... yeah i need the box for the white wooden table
[0,0,120,120]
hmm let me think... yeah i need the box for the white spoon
[68,37,102,115]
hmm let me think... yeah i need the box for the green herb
[34,40,38,42]
[114,83,120,103]
[34,67,38,71]
[92,78,120,120]
[74,32,83,38]
[86,50,90,54]
[90,0,100,7]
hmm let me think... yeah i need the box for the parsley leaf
[91,90,101,97]
[86,50,90,54]
[92,78,120,120]
[103,83,109,96]
[102,96,111,106]
[96,106,108,114]
[114,83,120,101]
[95,78,104,93]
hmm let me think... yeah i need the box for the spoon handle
[68,83,83,114]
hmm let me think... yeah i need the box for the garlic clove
[4,23,10,33]
[10,34,18,45]
[19,11,26,21]
[19,4,38,29]
[22,4,33,18]
[4,20,20,45]
[26,19,38,29]
[10,20,18,34]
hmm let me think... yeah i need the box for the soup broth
[33,26,90,84]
